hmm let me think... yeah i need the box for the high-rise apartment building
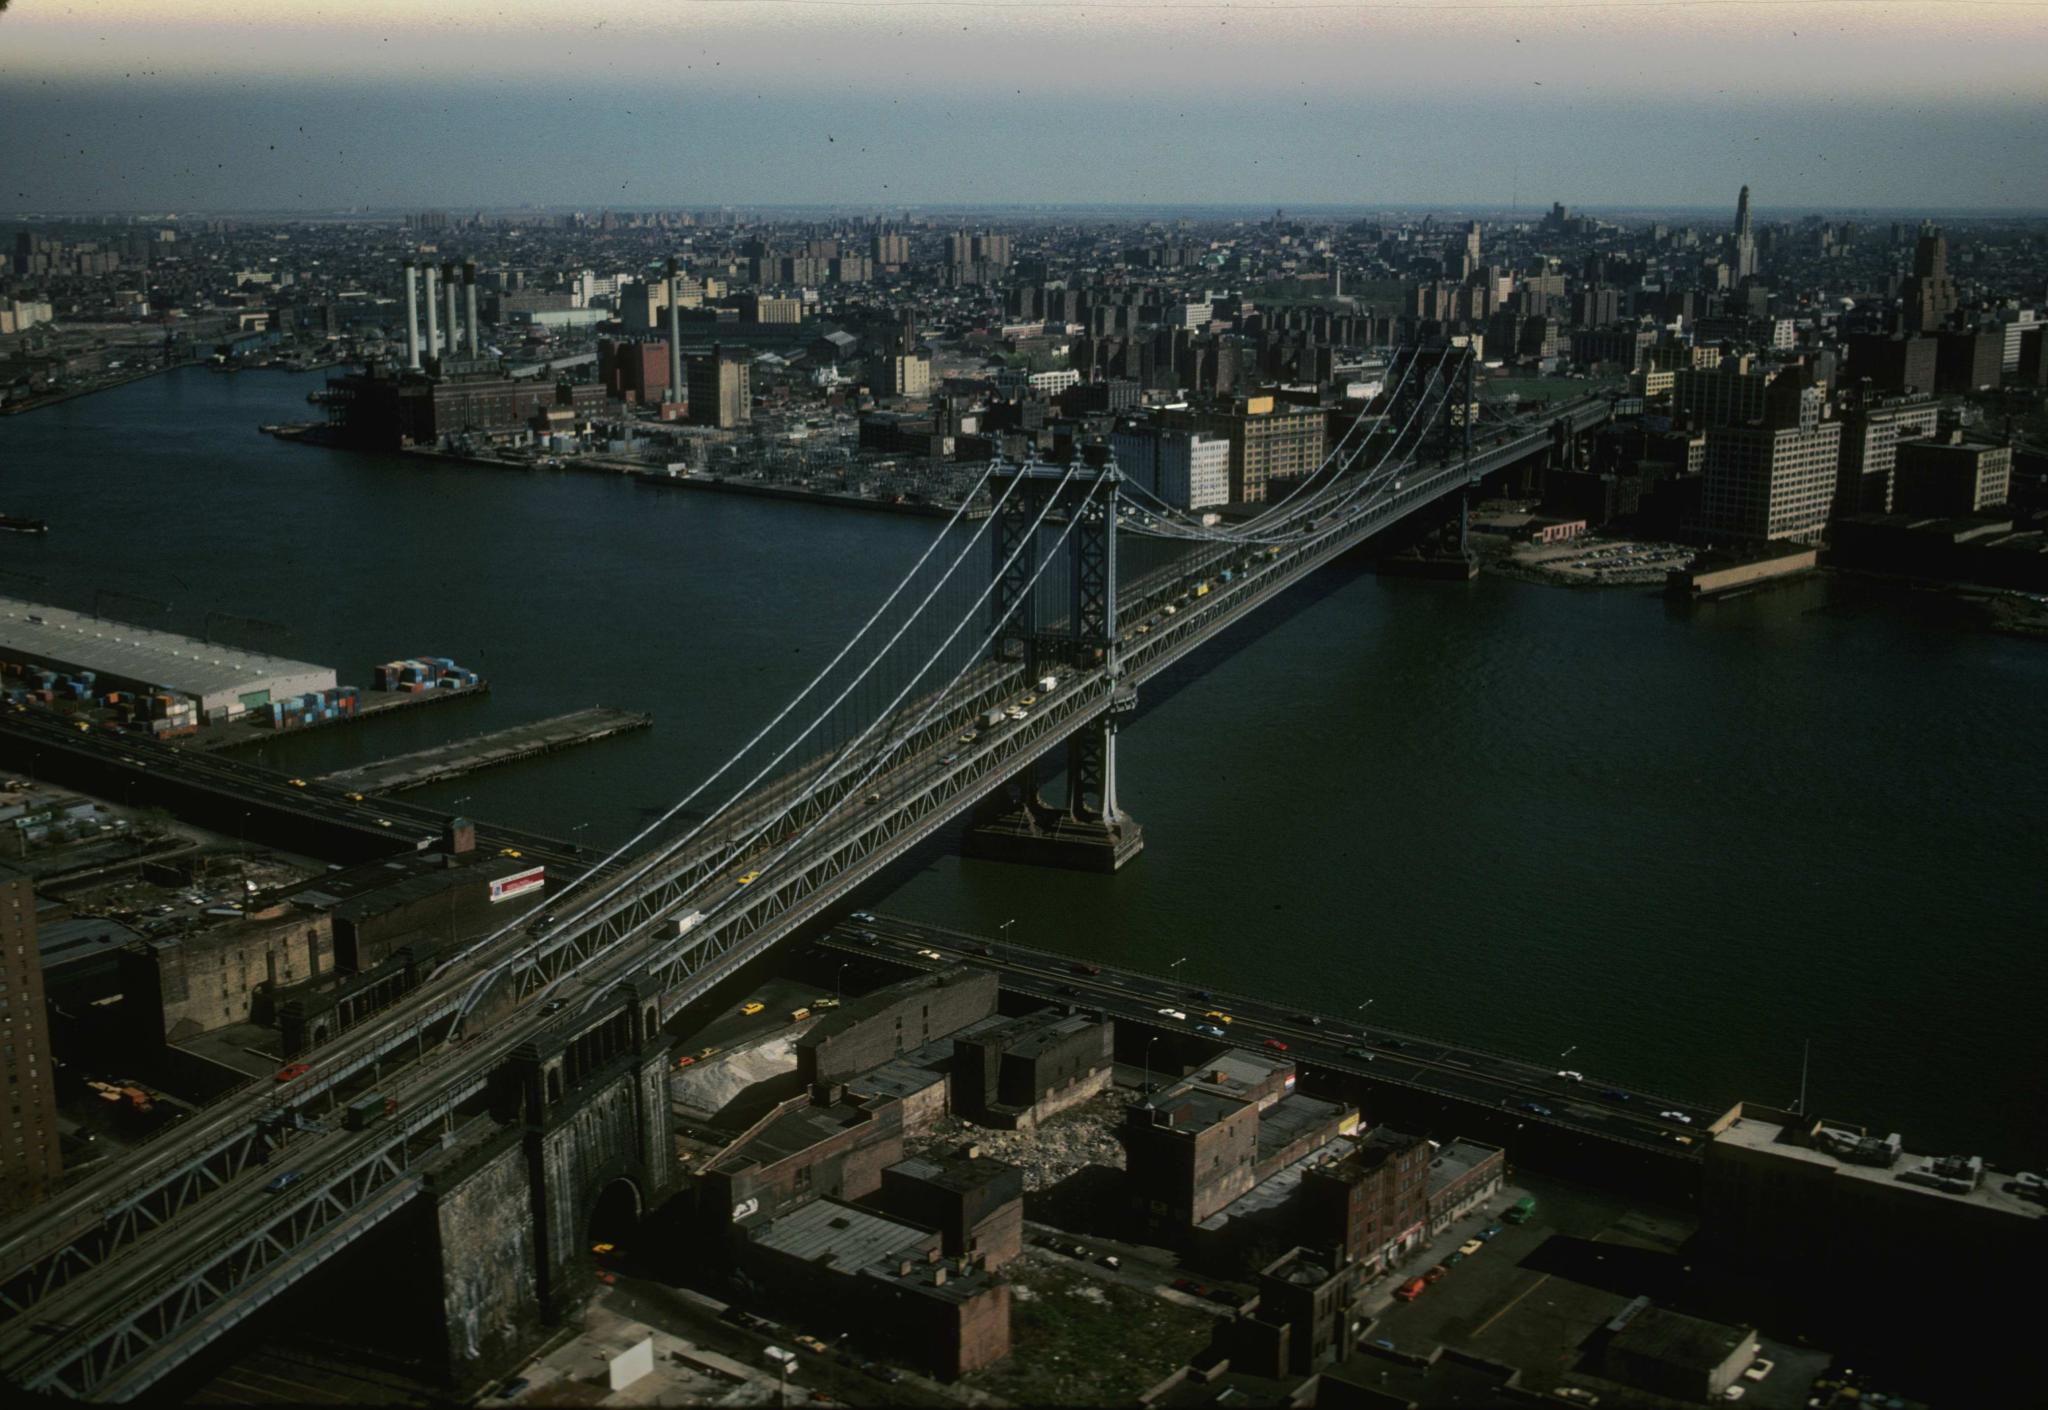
[0,862,60,1214]
[686,347,751,429]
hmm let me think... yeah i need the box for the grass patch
[965,1255,1215,1406]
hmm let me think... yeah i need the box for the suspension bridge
[0,347,1615,1399]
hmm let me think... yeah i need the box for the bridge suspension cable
[601,466,1109,998]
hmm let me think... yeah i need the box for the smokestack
[422,263,441,366]
[402,261,421,370]
[666,256,684,406]
[463,261,480,358]
[442,263,460,359]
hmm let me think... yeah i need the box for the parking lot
[1513,536,1695,586]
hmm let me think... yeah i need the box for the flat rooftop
[0,596,333,702]
[1713,1111,2044,1220]
[749,1196,931,1272]
[1427,1137,1505,1196]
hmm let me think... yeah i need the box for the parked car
[494,1378,529,1400]
[1422,1264,1448,1283]
[1459,1238,1484,1256]
[1479,1224,1502,1241]
[1171,1278,1210,1296]
[740,1001,765,1016]
[1742,1359,1775,1383]
[1393,1276,1427,1301]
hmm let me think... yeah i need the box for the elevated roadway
[0,394,1615,1397]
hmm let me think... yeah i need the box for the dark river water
[5,369,2044,1165]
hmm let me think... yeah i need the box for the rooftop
[1712,1108,2044,1219]
[748,1196,933,1272]
[1426,1137,1505,1196]
[710,1098,876,1174]
[0,596,332,700]
[1606,1299,1754,1373]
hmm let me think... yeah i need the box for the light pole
[1143,1035,1161,1094]
[836,961,850,1005]
[570,821,590,848]
[998,918,1016,946]
[1168,956,1189,989]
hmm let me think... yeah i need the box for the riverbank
[1,360,200,417]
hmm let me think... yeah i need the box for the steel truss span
[0,353,1613,1399]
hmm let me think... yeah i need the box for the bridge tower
[968,451,1144,872]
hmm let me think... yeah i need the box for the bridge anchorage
[966,452,1143,871]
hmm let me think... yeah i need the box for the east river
[4,369,2044,1165]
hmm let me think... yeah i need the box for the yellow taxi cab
[736,870,760,886]
[740,1001,765,1016]
[345,791,365,802]
[499,847,523,858]
[287,778,307,788]
[1204,1011,1233,1024]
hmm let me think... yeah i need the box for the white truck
[1036,674,1059,693]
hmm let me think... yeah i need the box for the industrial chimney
[422,263,441,366]
[463,261,480,358]
[403,261,421,370]
[442,263,460,359]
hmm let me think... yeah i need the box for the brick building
[874,1154,1025,1270]
[700,1092,906,1229]
[1424,1138,1505,1233]
[741,1198,1011,1377]
[1298,1127,1431,1272]
[118,906,335,1044]
[797,966,998,1092]
[951,1009,1113,1130]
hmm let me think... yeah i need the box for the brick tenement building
[797,966,997,1091]
[699,1092,906,1231]
[741,1198,1011,1378]
[1121,1050,1309,1227]
[1298,1127,1431,1273]
[873,1154,1025,1270]
[952,1009,1113,1130]
[0,862,59,1213]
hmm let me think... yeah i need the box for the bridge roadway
[815,915,1720,1157]
[0,396,1614,1398]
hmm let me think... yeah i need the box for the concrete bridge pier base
[965,693,1143,873]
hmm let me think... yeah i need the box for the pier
[318,705,652,794]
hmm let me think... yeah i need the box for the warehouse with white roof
[0,597,334,720]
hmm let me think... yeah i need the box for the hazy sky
[3,0,2045,211]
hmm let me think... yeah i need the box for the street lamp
[836,961,850,1005]
[998,918,1016,943]
[1143,1035,1161,1094]
[1168,956,1189,987]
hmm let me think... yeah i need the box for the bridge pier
[965,690,1142,872]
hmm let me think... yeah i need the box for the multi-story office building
[1108,424,1232,511]
[1893,434,2012,515]
[1672,355,1780,429]
[0,862,60,1214]
[1161,395,1326,504]
[687,347,751,428]
[1903,226,1960,333]
[1835,394,1940,517]
[871,351,932,400]
[1696,384,1841,542]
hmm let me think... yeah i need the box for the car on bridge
[1516,1101,1553,1117]
[263,1171,303,1195]
[1155,1007,1187,1021]
[287,777,307,788]
[851,911,876,923]
[273,1062,310,1084]
[1203,1010,1231,1024]
[1195,1023,1227,1039]
[1070,962,1101,976]
[1659,1109,1694,1125]
[917,948,944,960]
[1262,1038,1288,1053]
[736,870,760,886]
